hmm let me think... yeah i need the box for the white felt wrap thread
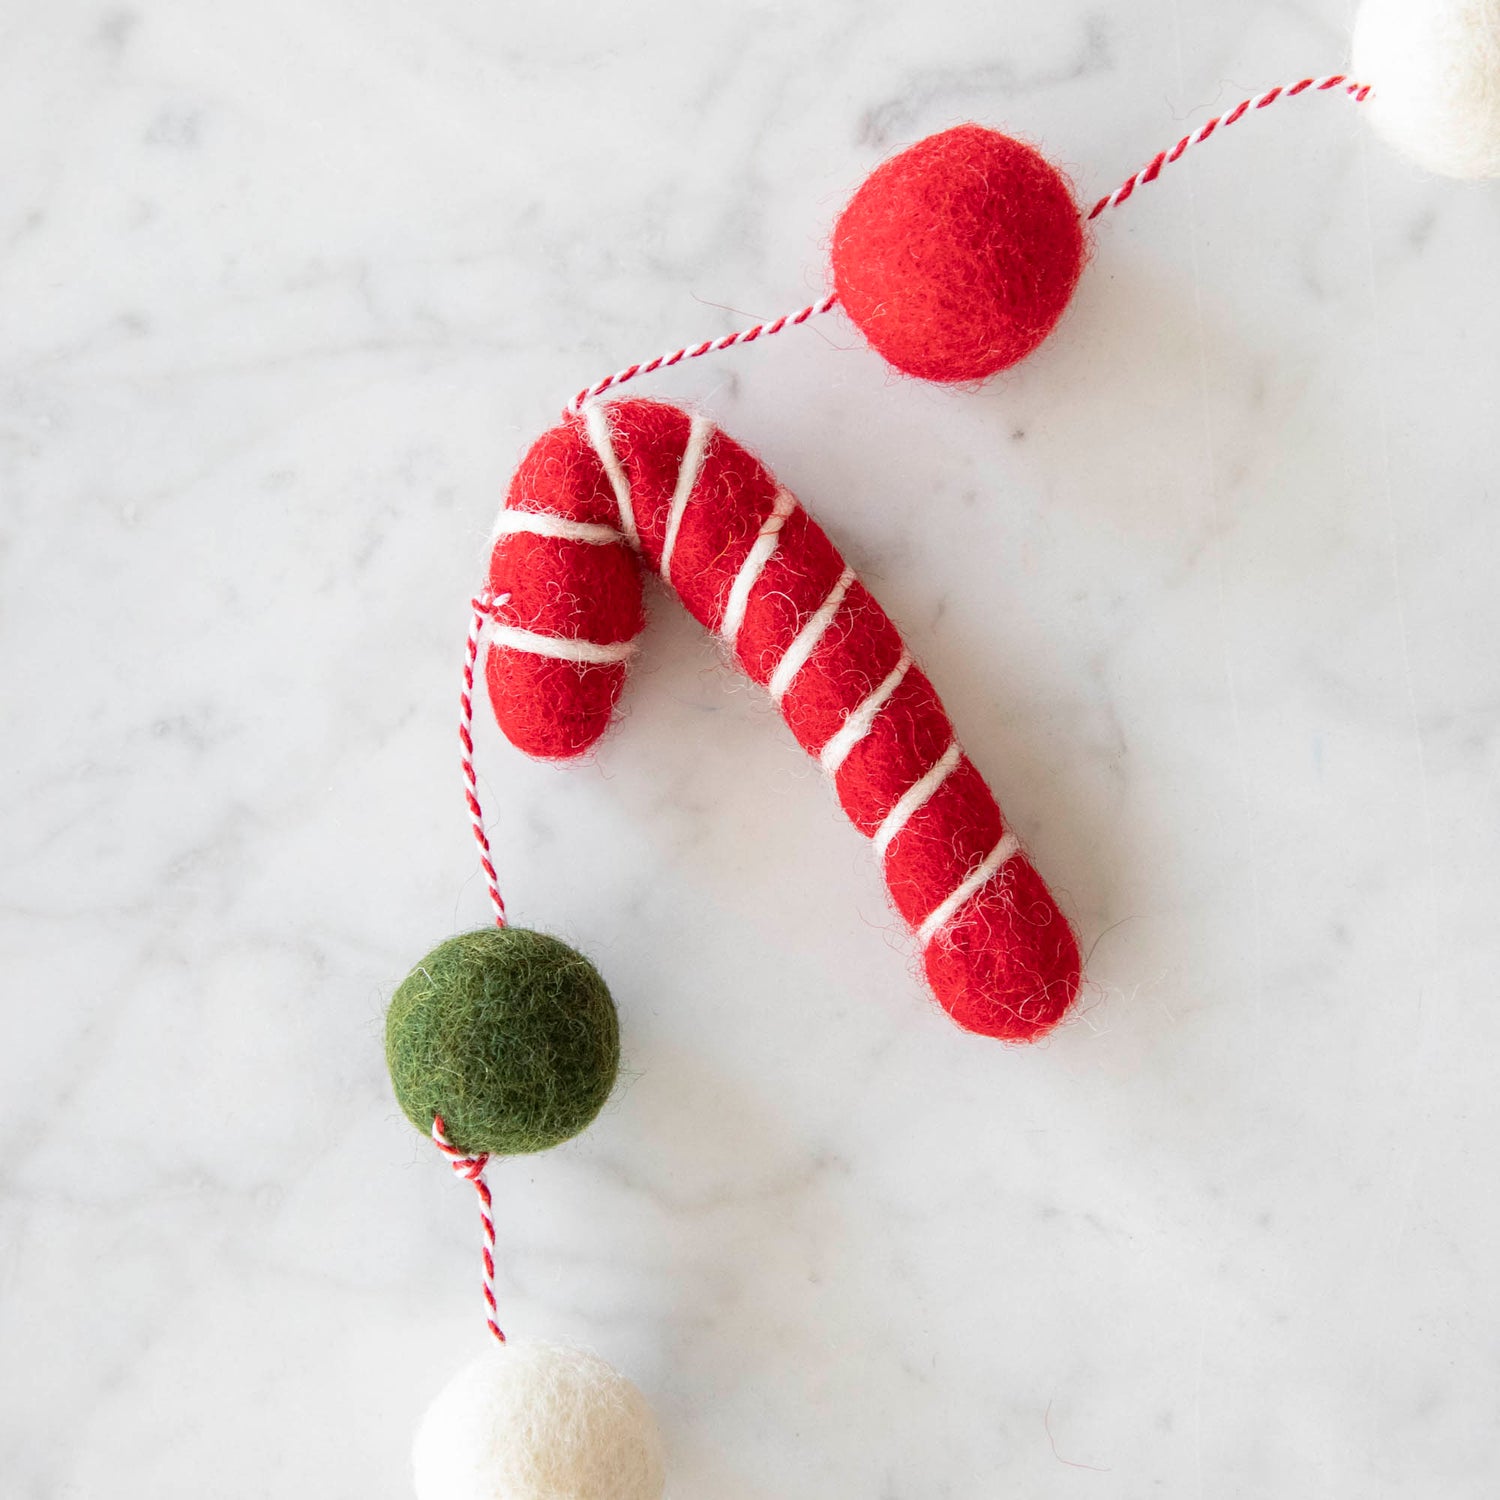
[660,414,713,583]
[583,401,640,550]
[819,651,913,775]
[489,624,638,665]
[720,489,797,647]
[486,406,644,670]
[916,832,1022,945]
[871,739,963,862]
[768,566,855,703]
[490,510,625,546]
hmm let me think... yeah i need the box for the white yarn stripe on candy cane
[486,407,654,671]
[659,414,714,583]
[489,623,638,665]
[490,510,625,546]
[871,739,963,862]
[818,651,913,776]
[583,402,640,550]
[915,832,1021,945]
[720,489,797,647]
[768,566,855,703]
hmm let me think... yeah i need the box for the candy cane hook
[483,398,1079,1041]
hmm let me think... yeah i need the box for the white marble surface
[4,2,1499,1496]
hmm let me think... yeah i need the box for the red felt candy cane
[484,397,1080,1042]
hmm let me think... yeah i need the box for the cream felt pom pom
[1353,0,1500,178]
[412,1341,665,1500]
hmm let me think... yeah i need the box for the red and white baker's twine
[1087,74,1370,220]
[431,1113,506,1345]
[570,291,839,410]
[450,611,510,1344]
[461,592,508,927]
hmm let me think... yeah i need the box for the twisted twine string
[431,1113,505,1345]
[1088,74,1371,220]
[570,291,839,410]
[460,591,507,928]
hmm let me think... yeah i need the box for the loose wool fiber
[1354,0,1500,178]
[386,928,619,1155]
[413,1341,665,1500]
[830,124,1084,382]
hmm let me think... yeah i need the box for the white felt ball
[1353,0,1500,178]
[412,1340,665,1500]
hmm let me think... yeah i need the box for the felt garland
[380,6,1500,1494]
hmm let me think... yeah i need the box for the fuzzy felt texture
[832,665,954,834]
[605,399,695,565]
[924,855,1079,1041]
[777,580,904,753]
[627,404,782,626]
[486,423,644,758]
[413,1340,664,1500]
[1354,0,1500,178]
[491,532,643,646]
[883,755,1004,926]
[504,421,620,525]
[830,124,1084,382]
[484,400,1081,1041]
[485,649,630,761]
[386,928,619,1156]
[733,506,846,685]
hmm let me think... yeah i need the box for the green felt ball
[385,927,619,1156]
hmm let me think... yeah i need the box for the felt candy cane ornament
[486,396,1080,1041]
[382,5,1500,1495]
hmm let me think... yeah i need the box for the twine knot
[431,1114,490,1181]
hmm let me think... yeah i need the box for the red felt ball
[830,125,1085,383]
